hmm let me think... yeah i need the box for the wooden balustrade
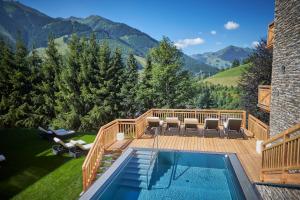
[261,123,300,184]
[248,114,269,140]
[83,108,249,191]
[258,85,271,112]
[267,22,274,49]
[152,109,246,128]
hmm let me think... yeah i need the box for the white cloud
[211,30,217,35]
[174,37,205,49]
[251,41,259,48]
[216,42,222,45]
[224,21,240,30]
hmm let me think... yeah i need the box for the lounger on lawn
[70,143,94,158]
[38,126,54,140]
[49,128,75,136]
[52,137,86,155]
[183,118,198,133]
[166,117,180,134]
[0,154,6,162]
[223,118,244,139]
[203,118,220,137]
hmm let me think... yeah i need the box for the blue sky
[19,0,274,54]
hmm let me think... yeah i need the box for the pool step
[120,150,157,189]
[120,180,147,189]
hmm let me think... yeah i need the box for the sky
[19,0,274,55]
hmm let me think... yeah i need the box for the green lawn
[204,63,250,87]
[0,128,96,200]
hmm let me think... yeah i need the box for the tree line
[0,35,195,131]
[0,33,271,131]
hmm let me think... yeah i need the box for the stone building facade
[269,0,300,136]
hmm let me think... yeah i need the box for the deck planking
[129,135,261,182]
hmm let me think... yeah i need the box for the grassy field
[204,63,250,87]
[0,128,96,200]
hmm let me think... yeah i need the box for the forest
[0,33,272,131]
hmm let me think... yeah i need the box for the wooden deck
[129,135,261,182]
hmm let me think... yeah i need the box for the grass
[204,63,250,87]
[0,128,96,200]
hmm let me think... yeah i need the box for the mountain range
[191,45,253,69]
[0,0,251,74]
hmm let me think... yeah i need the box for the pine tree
[120,54,139,117]
[5,34,32,127]
[81,40,112,130]
[54,34,83,129]
[0,40,15,127]
[150,37,194,108]
[137,55,155,112]
[39,35,62,126]
[108,48,125,119]
[27,46,45,127]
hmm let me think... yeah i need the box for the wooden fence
[248,114,269,140]
[82,108,248,191]
[261,123,300,184]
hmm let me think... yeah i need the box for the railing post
[281,133,288,183]
[242,111,247,129]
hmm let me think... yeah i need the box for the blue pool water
[93,151,245,200]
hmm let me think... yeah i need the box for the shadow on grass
[0,128,95,199]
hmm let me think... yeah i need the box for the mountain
[191,45,253,69]
[0,0,218,75]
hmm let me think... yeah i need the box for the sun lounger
[52,137,86,155]
[203,118,220,137]
[165,117,180,134]
[49,128,75,136]
[146,117,162,134]
[70,143,94,158]
[184,118,198,133]
[223,118,244,139]
[0,154,6,162]
[38,126,54,140]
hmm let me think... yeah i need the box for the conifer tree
[137,55,155,112]
[150,37,194,108]
[120,54,139,117]
[0,40,15,127]
[54,34,83,129]
[39,35,62,125]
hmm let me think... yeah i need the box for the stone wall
[269,0,300,136]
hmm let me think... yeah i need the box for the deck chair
[146,117,162,134]
[203,118,220,137]
[49,128,75,137]
[38,126,54,140]
[165,117,180,134]
[0,154,6,162]
[183,118,199,133]
[52,137,86,155]
[223,118,244,139]
[70,143,94,158]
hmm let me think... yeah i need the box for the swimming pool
[81,149,259,200]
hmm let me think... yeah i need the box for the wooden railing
[82,108,248,191]
[248,114,269,140]
[152,109,247,128]
[258,85,271,112]
[82,110,153,191]
[261,123,300,184]
[267,22,274,49]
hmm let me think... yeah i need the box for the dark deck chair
[165,117,180,134]
[146,117,162,134]
[203,118,220,137]
[223,118,244,139]
[184,118,199,133]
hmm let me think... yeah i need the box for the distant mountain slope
[204,63,250,87]
[191,46,253,69]
[0,0,217,75]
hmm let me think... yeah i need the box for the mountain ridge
[0,0,218,74]
[191,45,253,69]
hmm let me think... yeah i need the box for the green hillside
[204,63,250,87]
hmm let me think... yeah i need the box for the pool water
[94,151,245,200]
